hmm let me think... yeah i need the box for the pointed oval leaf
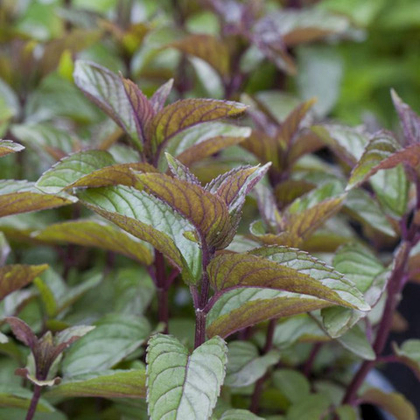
[272,369,310,404]
[150,79,174,113]
[45,369,146,399]
[207,288,331,339]
[347,133,401,189]
[73,60,145,150]
[148,98,247,154]
[36,150,115,193]
[393,339,420,380]
[146,334,227,420]
[225,341,280,388]
[78,186,201,281]
[0,140,24,157]
[62,314,150,377]
[337,324,375,360]
[0,264,48,300]
[135,172,229,245]
[33,219,153,265]
[218,409,264,420]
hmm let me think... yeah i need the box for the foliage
[0,0,419,419]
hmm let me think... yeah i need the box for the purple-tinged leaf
[33,219,153,265]
[149,79,174,113]
[254,184,282,232]
[347,132,401,189]
[391,89,420,145]
[0,140,24,157]
[4,317,37,350]
[73,60,145,151]
[121,77,155,143]
[208,248,369,310]
[65,162,157,189]
[169,34,230,78]
[241,129,281,168]
[288,132,324,165]
[277,98,316,147]
[165,153,201,185]
[148,98,247,155]
[135,172,229,246]
[361,389,416,420]
[274,179,315,208]
[0,264,48,300]
[207,288,330,339]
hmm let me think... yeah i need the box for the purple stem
[26,384,41,420]
[303,342,322,378]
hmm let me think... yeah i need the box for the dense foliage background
[0,0,420,419]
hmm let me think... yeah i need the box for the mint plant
[0,1,420,420]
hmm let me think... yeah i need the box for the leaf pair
[74,60,247,160]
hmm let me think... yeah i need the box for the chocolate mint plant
[0,1,419,419]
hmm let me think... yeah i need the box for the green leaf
[36,150,115,193]
[345,189,396,237]
[336,324,375,360]
[272,369,310,404]
[361,388,417,420]
[286,394,330,420]
[0,264,48,300]
[78,186,201,282]
[0,140,24,157]
[335,405,359,420]
[321,243,385,337]
[169,34,230,78]
[135,172,229,246]
[218,409,265,420]
[393,339,420,380]
[146,334,227,420]
[210,247,369,310]
[62,314,150,376]
[34,219,154,265]
[312,125,368,164]
[148,98,247,155]
[225,341,280,387]
[0,181,75,217]
[0,385,54,412]
[207,288,331,339]
[347,133,401,189]
[73,60,146,150]
[45,369,146,399]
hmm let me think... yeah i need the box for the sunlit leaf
[45,369,146,399]
[225,341,280,387]
[63,314,150,376]
[0,140,24,157]
[361,389,417,420]
[78,186,201,282]
[0,264,48,300]
[34,219,153,265]
[146,334,227,420]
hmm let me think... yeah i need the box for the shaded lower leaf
[146,334,227,420]
[336,324,375,360]
[34,219,153,265]
[225,341,280,387]
[62,313,150,376]
[272,369,310,404]
[218,409,264,420]
[0,264,48,300]
[361,388,417,420]
[286,393,330,420]
[45,369,146,399]
[0,385,54,412]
